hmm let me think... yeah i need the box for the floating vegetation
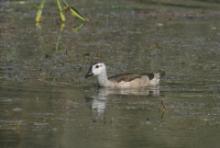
[35,0,88,25]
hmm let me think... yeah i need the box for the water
[1,0,220,147]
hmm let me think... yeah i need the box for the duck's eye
[95,65,99,68]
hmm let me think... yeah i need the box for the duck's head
[85,62,106,78]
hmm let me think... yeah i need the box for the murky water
[1,0,220,148]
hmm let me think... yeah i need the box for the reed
[35,0,87,24]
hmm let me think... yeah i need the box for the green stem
[35,0,46,23]
[56,0,66,22]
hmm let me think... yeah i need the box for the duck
[85,62,165,89]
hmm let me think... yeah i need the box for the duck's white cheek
[94,71,98,75]
[93,69,101,75]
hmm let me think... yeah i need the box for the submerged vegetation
[35,0,88,25]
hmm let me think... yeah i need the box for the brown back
[109,73,154,82]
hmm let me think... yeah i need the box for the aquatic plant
[35,0,87,24]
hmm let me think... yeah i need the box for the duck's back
[108,73,155,82]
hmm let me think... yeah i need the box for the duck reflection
[85,87,161,121]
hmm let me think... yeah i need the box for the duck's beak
[85,67,93,78]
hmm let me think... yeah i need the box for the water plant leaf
[62,0,87,22]
[72,23,84,32]
[69,6,87,22]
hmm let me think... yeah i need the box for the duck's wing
[109,73,155,82]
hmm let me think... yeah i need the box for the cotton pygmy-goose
[85,62,165,89]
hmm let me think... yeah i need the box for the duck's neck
[97,71,111,87]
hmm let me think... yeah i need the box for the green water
[1,0,220,148]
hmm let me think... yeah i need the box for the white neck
[97,71,111,87]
